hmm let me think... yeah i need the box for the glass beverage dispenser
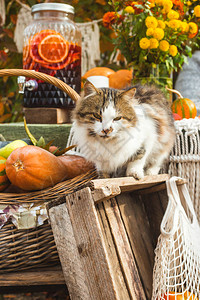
[23,3,81,108]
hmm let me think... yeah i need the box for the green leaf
[36,136,46,148]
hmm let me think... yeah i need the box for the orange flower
[172,0,184,15]
[103,12,123,29]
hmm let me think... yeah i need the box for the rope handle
[161,176,199,236]
[0,69,81,103]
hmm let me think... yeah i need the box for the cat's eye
[93,113,102,121]
[114,116,122,121]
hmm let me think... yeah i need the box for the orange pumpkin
[162,291,198,300]
[6,145,94,191]
[0,156,9,192]
[82,67,115,80]
[168,87,197,119]
[109,69,133,89]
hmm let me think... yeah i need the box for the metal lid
[31,3,74,15]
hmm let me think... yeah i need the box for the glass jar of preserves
[23,3,81,108]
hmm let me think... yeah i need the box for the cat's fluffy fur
[72,81,175,179]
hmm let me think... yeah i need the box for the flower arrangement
[103,0,200,89]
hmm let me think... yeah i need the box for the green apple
[0,140,28,159]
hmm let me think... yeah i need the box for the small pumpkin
[0,156,10,192]
[109,69,133,89]
[167,87,197,119]
[82,67,115,81]
[6,145,94,191]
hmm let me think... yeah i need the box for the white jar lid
[87,76,109,88]
[31,3,74,15]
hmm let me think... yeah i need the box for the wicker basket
[0,69,97,272]
[168,118,200,223]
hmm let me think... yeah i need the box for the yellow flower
[149,38,159,49]
[169,45,178,56]
[153,28,165,40]
[124,6,135,13]
[167,9,179,19]
[159,40,169,51]
[188,22,198,34]
[162,0,173,13]
[146,28,154,36]
[145,16,158,29]
[157,20,166,29]
[194,5,200,17]
[187,1,192,5]
[180,21,189,32]
[168,19,181,30]
[139,38,150,49]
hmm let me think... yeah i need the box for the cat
[71,81,175,179]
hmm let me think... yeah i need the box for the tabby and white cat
[72,81,175,179]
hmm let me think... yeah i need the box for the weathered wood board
[23,107,73,124]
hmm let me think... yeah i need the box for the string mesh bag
[168,117,200,224]
[152,177,200,300]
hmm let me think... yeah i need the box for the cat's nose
[101,127,113,135]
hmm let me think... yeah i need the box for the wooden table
[0,123,72,149]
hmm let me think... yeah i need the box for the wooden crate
[23,107,73,124]
[47,174,185,300]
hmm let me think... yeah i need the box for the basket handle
[0,69,80,102]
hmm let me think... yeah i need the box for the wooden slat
[137,178,187,195]
[92,186,121,203]
[96,202,130,300]
[116,192,155,299]
[142,191,166,247]
[0,268,65,286]
[48,203,90,300]
[89,174,170,194]
[103,197,147,300]
[65,187,118,300]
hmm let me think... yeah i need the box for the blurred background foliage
[0,0,113,123]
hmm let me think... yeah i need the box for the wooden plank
[92,186,121,203]
[48,203,90,300]
[65,187,118,300]
[103,197,147,300]
[96,202,130,300]
[89,174,170,194]
[24,107,73,124]
[137,178,187,195]
[142,191,166,247]
[0,268,65,286]
[0,123,71,148]
[116,192,155,299]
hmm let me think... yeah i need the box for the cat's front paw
[126,167,144,180]
[145,166,160,176]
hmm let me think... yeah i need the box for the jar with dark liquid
[23,3,81,108]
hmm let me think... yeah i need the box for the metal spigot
[17,76,38,94]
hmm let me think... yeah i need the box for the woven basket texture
[168,118,200,223]
[0,170,97,272]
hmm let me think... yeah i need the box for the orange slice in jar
[38,34,69,64]
[29,29,60,64]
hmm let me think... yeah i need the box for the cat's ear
[84,81,99,96]
[120,87,136,100]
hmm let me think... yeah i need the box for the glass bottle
[23,3,81,108]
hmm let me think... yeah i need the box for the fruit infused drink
[23,3,81,108]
